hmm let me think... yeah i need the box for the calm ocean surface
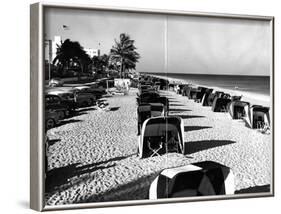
[146,73,270,96]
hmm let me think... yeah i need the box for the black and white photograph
[42,5,273,208]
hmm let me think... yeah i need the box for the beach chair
[243,105,270,130]
[138,92,160,104]
[187,88,199,99]
[149,161,234,199]
[194,87,207,103]
[137,104,151,135]
[138,116,185,158]
[212,97,231,112]
[229,101,249,119]
[147,136,164,157]
[150,103,165,117]
[202,88,214,106]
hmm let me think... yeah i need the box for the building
[84,48,100,58]
[45,35,100,63]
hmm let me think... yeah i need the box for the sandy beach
[45,86,272,206]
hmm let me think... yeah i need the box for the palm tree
[53,39,91,79]
[110,33,140,78]
[92,54,109,77]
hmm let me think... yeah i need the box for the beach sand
[45,87,272,206]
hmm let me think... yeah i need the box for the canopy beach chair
[194,87,208,103]
[138,116,185,158]
[149,161,234,199]
[212,97,231,112]
[202,88,214,106]
[228,101,250,119]
[137,104,151,135]
[150,103,165,117]
[187,87,199,99]
[243,105,270,130]
[205,90,225,107]
[137,92,160,105]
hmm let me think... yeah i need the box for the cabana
[202,88,214,106]
[212,97,231,112]
[228,101,250,119]
[194,87,207,103]
[182,85,190,96]
[244,105,270,129]
[168,83,175,91]
[137,92,160,105]
[187,87,199,99]
[150,103,165,117]
[149,161,234,199]
[138,116,184,158]
[137,104,152,135]
[206,91,225,107]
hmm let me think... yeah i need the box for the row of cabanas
[137,74,235,200]
[172,83,270,131]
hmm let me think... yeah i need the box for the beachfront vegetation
[52,39,92,79]
[92,54,110,77]
[110,33,140,78]
[49,34,140,80]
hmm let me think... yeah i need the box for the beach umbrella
[149,161,235,199]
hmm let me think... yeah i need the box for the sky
[45,7,271,76]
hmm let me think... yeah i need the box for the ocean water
[146,73,270,96]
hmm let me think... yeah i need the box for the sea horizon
[141,72,270,97]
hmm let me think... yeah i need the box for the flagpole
[164,15,168,75]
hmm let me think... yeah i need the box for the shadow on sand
[109,107,120,111]
[55,119,83,128]
[172,114,205,119]
[76,107,96,113]
[76,172,160,203]
[184,126,212,132]
[169,108,191,112]
[170,103,186,107]
[184,140,236,154]
[48,139,61,146]
[66,112,87,119]
[235,185,270,194]
[45,155,132,193]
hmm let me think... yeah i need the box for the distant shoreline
[147,73,271,107]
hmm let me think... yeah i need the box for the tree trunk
[120,58,123,79]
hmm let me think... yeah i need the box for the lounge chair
[212,97,231,112]
[137,104,151,135]
[150,103,165,117]
[229,101,250,119]
[244,105,270,129]
[138,116,184,158]
[149,161,234,199]
[194,87,207,103]
[138,92,160,105]
[202,88,214,106]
